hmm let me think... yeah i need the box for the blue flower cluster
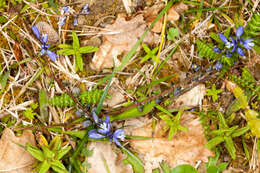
[213,26,254,57]
[212,26,254,70]
[88,108,125,146]
[58,4,89,27]
[32,26,58,61]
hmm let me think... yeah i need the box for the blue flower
[242,38,254,50]
[73,17,78,26]
[236,26,244,42]
[236,47,245,57]
[215,61,222,71]
[62,6,69,13]
[81,4,90,15]
[213,47,222,53]
[32,26,58,62]
[236,26,254,50]
[88,109,125,146]
[58,16,67,26]
[219,33,234,49]
[113,129,125,146]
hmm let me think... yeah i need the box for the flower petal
[213,47,222,53]
[91,108,99,124]
[219,33,228,44]
[73,17,78,26]
[58,16,66,26]
[215,61,222,71]
[81,4,90,14]
[236,26,244,39]
[243,39,254,50]
[62,6,69,13]
[237,47,245,56]
[40,48,46,56]
[32,25,41,40]
[114,129,125,141]
[229,37,236,53]
[225,53,232,57]
[46,50,58,61]
[88,129,105,139]
[42,34,48,44]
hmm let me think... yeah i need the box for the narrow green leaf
[42,146,55,159]
[231,126,249,138]
[49,135,62,151]
[63,130,87,139]
[137,75,173,92]
[58,44,73,49]
[39,89,48,121]
[75,52,83,71]
[206,136,225,149]
[152,168,160,173]
[57,49,75,55]
[122,146,144,173]
[57,146,72,160]
[26,144,44,161]
[51,160,68,173]
[72,31,80,49]
[171,164,198,173]
[38,160,51,173]
[79,46,98,54]
[0,70,9,94]
[110,100,156,121]
[167,28,179,41]
[224,137,236,159]
[160,162,171,173]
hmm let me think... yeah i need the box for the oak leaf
[130,113,213,173]
[0,128,36,173]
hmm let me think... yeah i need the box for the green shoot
[57,31,98,71]
[206,84,222,102]
[140,43,159,63]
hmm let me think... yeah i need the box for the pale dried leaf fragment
[130,113,213,173]
[90,14,159,71]
[169,84,206,109]
[0,128,36,173]
[144,2,188,33]
[36,21,59,43]
[87,142,133,173]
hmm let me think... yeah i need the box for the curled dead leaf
[130,113,213,172]
[87,142,133,173]
[90,14,159,71]
[0,128,36,173]
[36,21,59,43]
[169,84,206,109]
[144,2,188,33]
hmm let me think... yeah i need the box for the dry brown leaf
[13,41,24,67]
[0,128,36,173]
[90,14,159,71]
[87,142,133,173]
[169,84,206,109]
[130,113,213,172]
[36,21,59,43]
[144,2,188,33]
[105,84,125,107]
[224,80,238,93]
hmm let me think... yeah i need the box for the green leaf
[57,49,75,55]
[110,100,156,121]
[63,130,87,139]
[57,146,71,160]
[152,168,160,173]
[23,108,37,120]
[231,126,249,138]
[72,31,80,50]
[26,144,44,161]
[206,165,219,173]
[51,160,68,173]
[38,160,51,173]
[79,46,98,54]
[160,162,171,173]
[49,135,62,151]
[224,136,236,160]
[0,70,9,94]
[42,146,55,159]
[167,28,179,41]
[171,164,198,173]
[58,44,73,49]
[122,147,144,173]
[75,52,83,71]
[39,89,48,121]
[206,136,224,149]
[209,32,222,44]
[48,0,58,13]
[217,162,228,172]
